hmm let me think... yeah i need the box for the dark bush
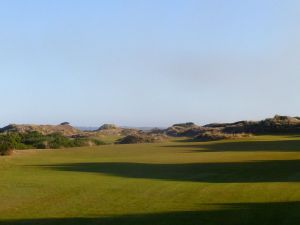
[46,133,74,148]
[0,133,22,155]
[0,131,107,155]
[91,139,106,146]
[20,131,46,148]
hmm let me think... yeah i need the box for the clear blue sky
[1,0,300,127]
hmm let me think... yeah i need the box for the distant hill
[93,124,140,136]
[204,115,300,133]
[164,122,203,137]
[76,126,99,131]
[0,123,81,137]
[1,115,300,141]
[159,115,300,140]
[76,126,165,132]
[121,126,166,131]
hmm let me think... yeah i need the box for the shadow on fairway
[164,139,300,152]
[1,201,299,225]
[36,159,300,183]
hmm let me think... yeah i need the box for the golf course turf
[0,135,299,225]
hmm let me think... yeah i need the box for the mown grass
[0,135,300,225]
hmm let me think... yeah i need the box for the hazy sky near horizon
[1,0,300,127]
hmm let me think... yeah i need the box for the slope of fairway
[0,135,300,225]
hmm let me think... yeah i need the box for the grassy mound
[0,123,81,136]
[193,131,252,141]
[117,133,168,144]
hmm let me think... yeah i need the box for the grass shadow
[36,159,300,183]
[164,139,300,152]
[1,201,299,225]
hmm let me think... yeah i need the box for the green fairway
[0,135,300,225]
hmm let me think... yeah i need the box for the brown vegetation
[205,115,300,134]
[0,123,81,137]
[117,133,168,144]
[193,131,252,142]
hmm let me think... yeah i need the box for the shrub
[0,131,108,155]
[0,144,13,155]
[20,131,46,148]
[46,133,73,149]
[91,139,106,146]
[0,133,21,155]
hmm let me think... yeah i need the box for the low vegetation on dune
[0,122,137,153]
[1,115,300,153]
[164,122,204,137]
[160,115,300,142]
[94,124,139,136]
[0,123,81,136]
[205,115,300,133]
[97,124,118,130]
[193,131,252,142]
[0,131,104,154]
[117,133,168,144]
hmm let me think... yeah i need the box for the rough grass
[0,135,300,225]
